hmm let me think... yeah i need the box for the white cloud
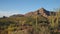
[0,11,20,17]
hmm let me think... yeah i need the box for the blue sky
[0,0,60,17]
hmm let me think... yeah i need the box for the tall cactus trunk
[50,12,55,28]
[55,9,59,27]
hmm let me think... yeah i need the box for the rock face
[25,8,50,17]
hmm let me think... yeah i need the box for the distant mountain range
[10,8,57,18]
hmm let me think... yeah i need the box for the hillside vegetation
[0,8,60,34]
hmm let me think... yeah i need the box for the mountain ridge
[10,8,56,18]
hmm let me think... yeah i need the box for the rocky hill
[10,8,57,18]
[10,14,24,17]
[25,8,50,17]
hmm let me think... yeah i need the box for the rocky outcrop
[25,8,50,17]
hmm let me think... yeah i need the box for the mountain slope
[25,8,50,17]
[10,8,57,18]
